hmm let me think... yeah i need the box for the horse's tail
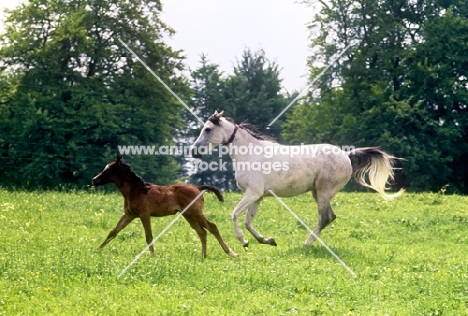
[348,147,404,201]
[197,185,224,202]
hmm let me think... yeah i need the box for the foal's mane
[208,113,277,143]
[119,160,150,187]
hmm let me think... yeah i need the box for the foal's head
[92,156,146,187]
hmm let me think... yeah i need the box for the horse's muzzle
[191,146,203,159]
[92,178,103,186]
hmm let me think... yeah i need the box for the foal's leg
[183,215,208,258]
[98,213,135,250]
[304,188,337,246]
[202,218,238,257]
[232,190,263,248]
[140,214,155,254]
[245,198,277,246]
[193,224,208,258]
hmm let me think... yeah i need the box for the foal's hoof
[264,237,277,246]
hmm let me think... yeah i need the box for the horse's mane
[120,160,150,187]
[208,113,277,143]
[237,121,277,142]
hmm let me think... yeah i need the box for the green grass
[0,188,467,315]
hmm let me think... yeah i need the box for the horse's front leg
[232,191,263,249]
[98,213,135,250]
[245,198,277,246]
[140,215,155,254]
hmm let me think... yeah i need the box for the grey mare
[191,111,403,248]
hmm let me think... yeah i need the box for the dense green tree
[404,2,468,192]
[283,0,468,192]
[0,0,187,188]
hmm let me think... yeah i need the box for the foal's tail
[197,185,224,202]
[348,147,404,201]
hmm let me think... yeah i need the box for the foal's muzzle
[92,177,103,186]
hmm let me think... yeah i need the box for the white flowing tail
[348,147,404,200]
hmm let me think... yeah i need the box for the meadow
[0,188,467,315]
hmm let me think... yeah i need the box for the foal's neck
[115,181,133,198]
[114,174,148,198]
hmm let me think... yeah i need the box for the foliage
[0,0,187,188]
[284,0,468,193]
[0,189,467,314]
[404,3,468,192]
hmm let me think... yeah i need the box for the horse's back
[145,184,204,216]
[239,143,352,197]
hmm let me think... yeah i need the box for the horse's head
[92,156,125,186]
[191,110,238,158]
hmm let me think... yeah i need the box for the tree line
[0,0,466,193]
[284,0,468,193]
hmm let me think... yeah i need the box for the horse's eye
[205,128,212,133]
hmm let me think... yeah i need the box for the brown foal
[92,156,238,258]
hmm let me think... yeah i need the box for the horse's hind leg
[184,215,208,258]
[245,199,277,246]
[304,189,337,246]
[202,219,238,258]
[195,225,208,258]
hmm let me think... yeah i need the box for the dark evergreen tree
[0,0,187,188]
[224,49,289,140]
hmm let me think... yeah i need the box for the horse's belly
[265,185,311,197]
[263,152,352,197]
[265,179,314,197]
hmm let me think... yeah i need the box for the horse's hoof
[265,237,277,246]
[229,251,239,258]
[242,241,249,250]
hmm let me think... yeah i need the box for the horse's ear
[214,110,224,117]
[116,155,123,163]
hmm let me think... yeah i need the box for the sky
[0,0,316,92]
[161,0,316,92]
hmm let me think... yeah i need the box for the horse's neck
[115,181,133,198]
[115,176,145,198]
[228,128,270,161]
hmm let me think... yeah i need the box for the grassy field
[0,188,467,315]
